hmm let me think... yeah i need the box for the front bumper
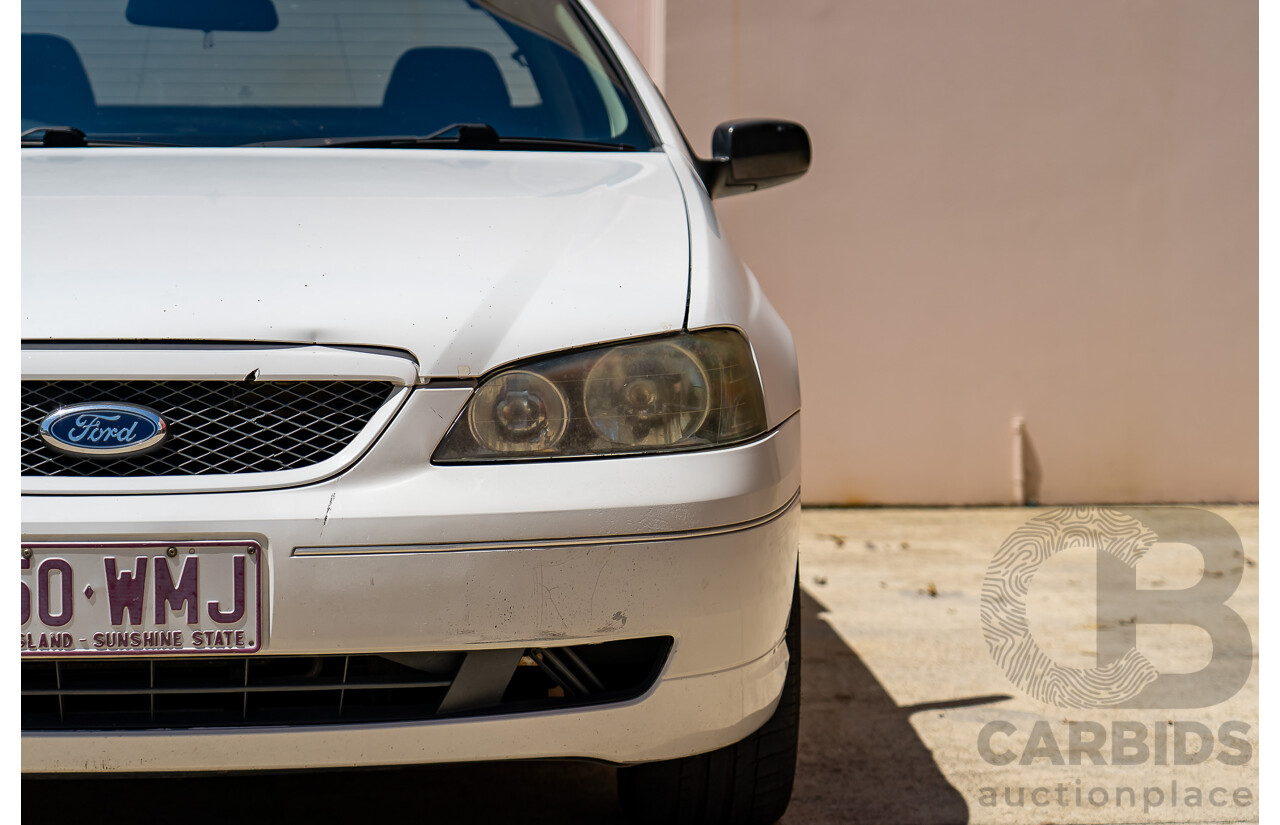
[21,388,801,772]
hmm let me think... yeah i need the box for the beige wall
[639,0,1257,505]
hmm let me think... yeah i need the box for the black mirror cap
[126,0,279,32]
[699,119,811,199]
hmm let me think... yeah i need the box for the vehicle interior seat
[381,46,516,135]
[22,33,97,128]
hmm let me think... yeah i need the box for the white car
[21,2,808,822]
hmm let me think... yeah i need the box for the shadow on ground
[782,589,984,825]
[23,589,986,824]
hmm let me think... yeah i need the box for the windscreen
[21,0,653,149]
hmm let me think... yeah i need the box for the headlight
[583,340,709,446]
[433,329,767,463]
[468,370,569,453]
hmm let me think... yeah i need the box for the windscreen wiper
[244,123,635,151]
[20,126,186,148]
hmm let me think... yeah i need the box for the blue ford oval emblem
[39,403,168,457]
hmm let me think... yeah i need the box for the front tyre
[617,571,801,825]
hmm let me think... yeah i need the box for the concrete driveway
[789,505,1258,825]
[23,506,1258,825]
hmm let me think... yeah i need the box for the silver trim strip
[22,345,419,385]
[292,489,801,556]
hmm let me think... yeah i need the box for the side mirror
[698,119,811,199]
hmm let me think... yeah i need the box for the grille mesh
[22,380,395,477]
[22,639,673,731]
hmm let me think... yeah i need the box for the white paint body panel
[22,149,689,378]
[23,411,802,770]
[21,1,803,773]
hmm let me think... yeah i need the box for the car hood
[22,148,690,377]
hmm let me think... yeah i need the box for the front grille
[22,380,395,477]
[22,638,672,731]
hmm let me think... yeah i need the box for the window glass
[21,0,653,148]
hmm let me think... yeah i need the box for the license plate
[20,541,261,657]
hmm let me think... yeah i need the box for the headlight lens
[433,329,767,463]
[584,341,709,446]
[468,370,568,453]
